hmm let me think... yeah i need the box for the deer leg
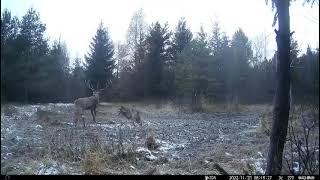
[74,116,78,127]
[91,109,97,124]
[131,118,136,127]
[81,113,85,128]
[74,109,80,127]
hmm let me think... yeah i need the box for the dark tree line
[115,9,318,111]
[1,8,115,103]
[1,8,318,108]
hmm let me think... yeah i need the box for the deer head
[85,80,100,101]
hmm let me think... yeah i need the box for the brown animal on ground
[118,106,132,119]
[74,80,107,127]
[119,106,142,126]
[132,110,142,126]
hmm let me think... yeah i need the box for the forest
[1,0,319,176]
[1,8,318,107]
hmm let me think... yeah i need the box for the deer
[74,80,107,128]
[119,106,142,126]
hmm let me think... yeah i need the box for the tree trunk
[289,82,293,107]
[191,90,202,112]
[266,0,291,175]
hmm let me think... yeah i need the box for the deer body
[119,106,142,126]
[74,80,105,128]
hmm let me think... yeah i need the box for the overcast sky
[1,0,319,63]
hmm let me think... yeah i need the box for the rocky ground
[1,102,317,175]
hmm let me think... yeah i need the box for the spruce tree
[229,28,252,105]
[13,8,48,102]
[85,22,115,90]
[144,22,171,97]
[1,9,19,101]
[170,18,193,60]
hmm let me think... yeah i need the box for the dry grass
[35,108,65,125]
[101,101,271,115]
[203,103,271,114]
[256,104,319,137]
[83,150,107,174]
[254,104,319,175]
[3,102,317,175]
[1,104,19,116]
[41,126,143,175]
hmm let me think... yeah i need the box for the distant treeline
[1,8,318,108]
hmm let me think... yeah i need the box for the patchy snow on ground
[15,105,41,117]
[136,147,158,161]
[157,140,186,153]
[35,125,42,129]
[38,166,59,175]
[254,158,266,174]
[136,147,152,154]
[293,162,300,174]
[16,136,22,141]
[37,162,59,175]
[146,153,158,161]
[2,103,276,175]
[240,156,267,175]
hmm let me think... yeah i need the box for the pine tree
[228,28,252,105]
[144,22,171,98]
[210,21,222,57]
[12,8,49,102]
[174,27,212,111]
[170,17,193,60]
[126,9,148,98]
[166,18,193,97]
[207,22,231,103]
[85,22,115,90]
[192,26,210,57]
[1,9,19,101]
[45,40,70,101]
[71,57,86,99]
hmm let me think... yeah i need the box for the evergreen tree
[207,22,230,103]
[210,21,223,57]
[70,57,86,99]
[192,26,211,56]
[9,8,49,102]
[45,40,70,101]
[175,28,212,111]
[166,18,193,97]
[1,9,19,101]
[85,22,115,90]
[228,28,252,105]
[293,46,319,104]
[170,17,193,60]
[144,22,171,97]
[126,9,148,98]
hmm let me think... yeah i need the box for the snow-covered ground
[1,103,281,175]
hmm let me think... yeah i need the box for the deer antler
[85,80,95,92]
[96,81,100,90]
[106,79,112,88]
